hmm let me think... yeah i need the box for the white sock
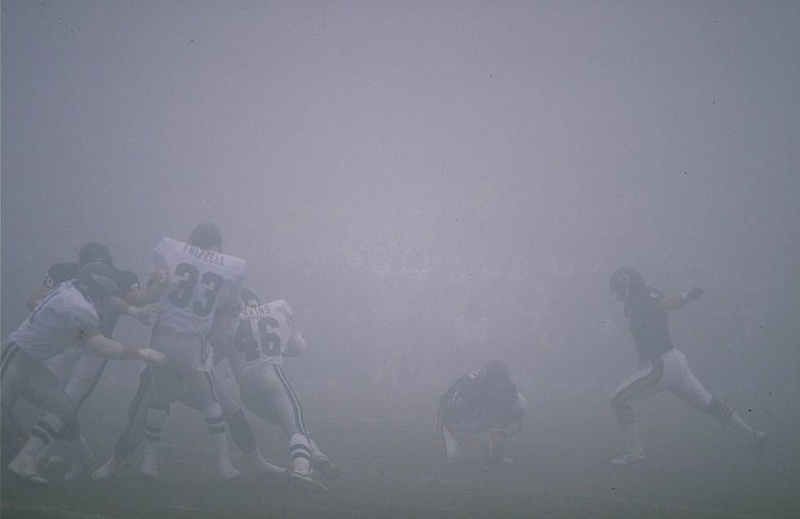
[289,433,311,474]
[442,426,463,460]
[142,406,166,476]
[621,422,643,454]
[205,404,238,478]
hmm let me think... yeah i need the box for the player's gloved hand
[129,303,159,326]
[146,270,167,288]
[687,287,704,301]
[681,287,704,303]
[138,348,167,366]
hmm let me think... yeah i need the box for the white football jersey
[224,299,295,385]
[9,281,99,361]
[152,237,246,336]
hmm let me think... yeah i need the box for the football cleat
[65,454,96,482]
[140,454,158,481]
[37,455,68,474]
[91,456,122,481]
[312,455,340,479]
[750,431,766,461]
[611,449,646,466]
[218,461,240,481]
[7,455,49,485]
[289,470,330,494]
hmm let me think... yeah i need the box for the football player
[18,242,160,481]
[1,261,166,484]
[91,345,285,480]
[608,266,766,465]
[437,360,526,464]
[212,287,339,493]
[135,223,247,481]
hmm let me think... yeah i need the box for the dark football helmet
[241,287,262,309]
[78,242,113,268]
[189,222,223,252]
[77,261,118,302]
[609,266,645,300]
[482,360,509,384]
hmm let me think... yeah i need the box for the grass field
[2,406,798,519]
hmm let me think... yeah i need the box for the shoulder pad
[47,262,80,287]
[269,299,291,315]
[57,287,100,330]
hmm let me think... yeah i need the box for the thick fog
[2,0,799,493]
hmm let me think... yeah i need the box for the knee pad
[704,398,733,422]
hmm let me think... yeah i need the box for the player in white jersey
[1,262,166,484]
[21,242,160,481]
[214,287,339,493]
[138,223,246,481]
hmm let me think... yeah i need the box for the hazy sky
[2,1,799,332]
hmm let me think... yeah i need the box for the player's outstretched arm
[111,297,159,325]
[82,329,166,364]
[659,287,704,311]
[123,270,167,307]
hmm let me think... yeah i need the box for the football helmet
[189,222,223,252]
[241,287,262,309]
[482,360,509,384]
[78,242,113,268]
[77,261,118,301]
[609,265,645,298]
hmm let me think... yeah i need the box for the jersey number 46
[234,317,281,361]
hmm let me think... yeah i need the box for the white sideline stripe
[549,492,777,519]
[154,504,205,513]
[0,504,119,519]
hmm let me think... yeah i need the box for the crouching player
[438,360,526,464]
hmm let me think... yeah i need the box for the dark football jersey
[439,372,520,432]
[625,287,674,360]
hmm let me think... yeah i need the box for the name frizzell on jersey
[183,243,225,266]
